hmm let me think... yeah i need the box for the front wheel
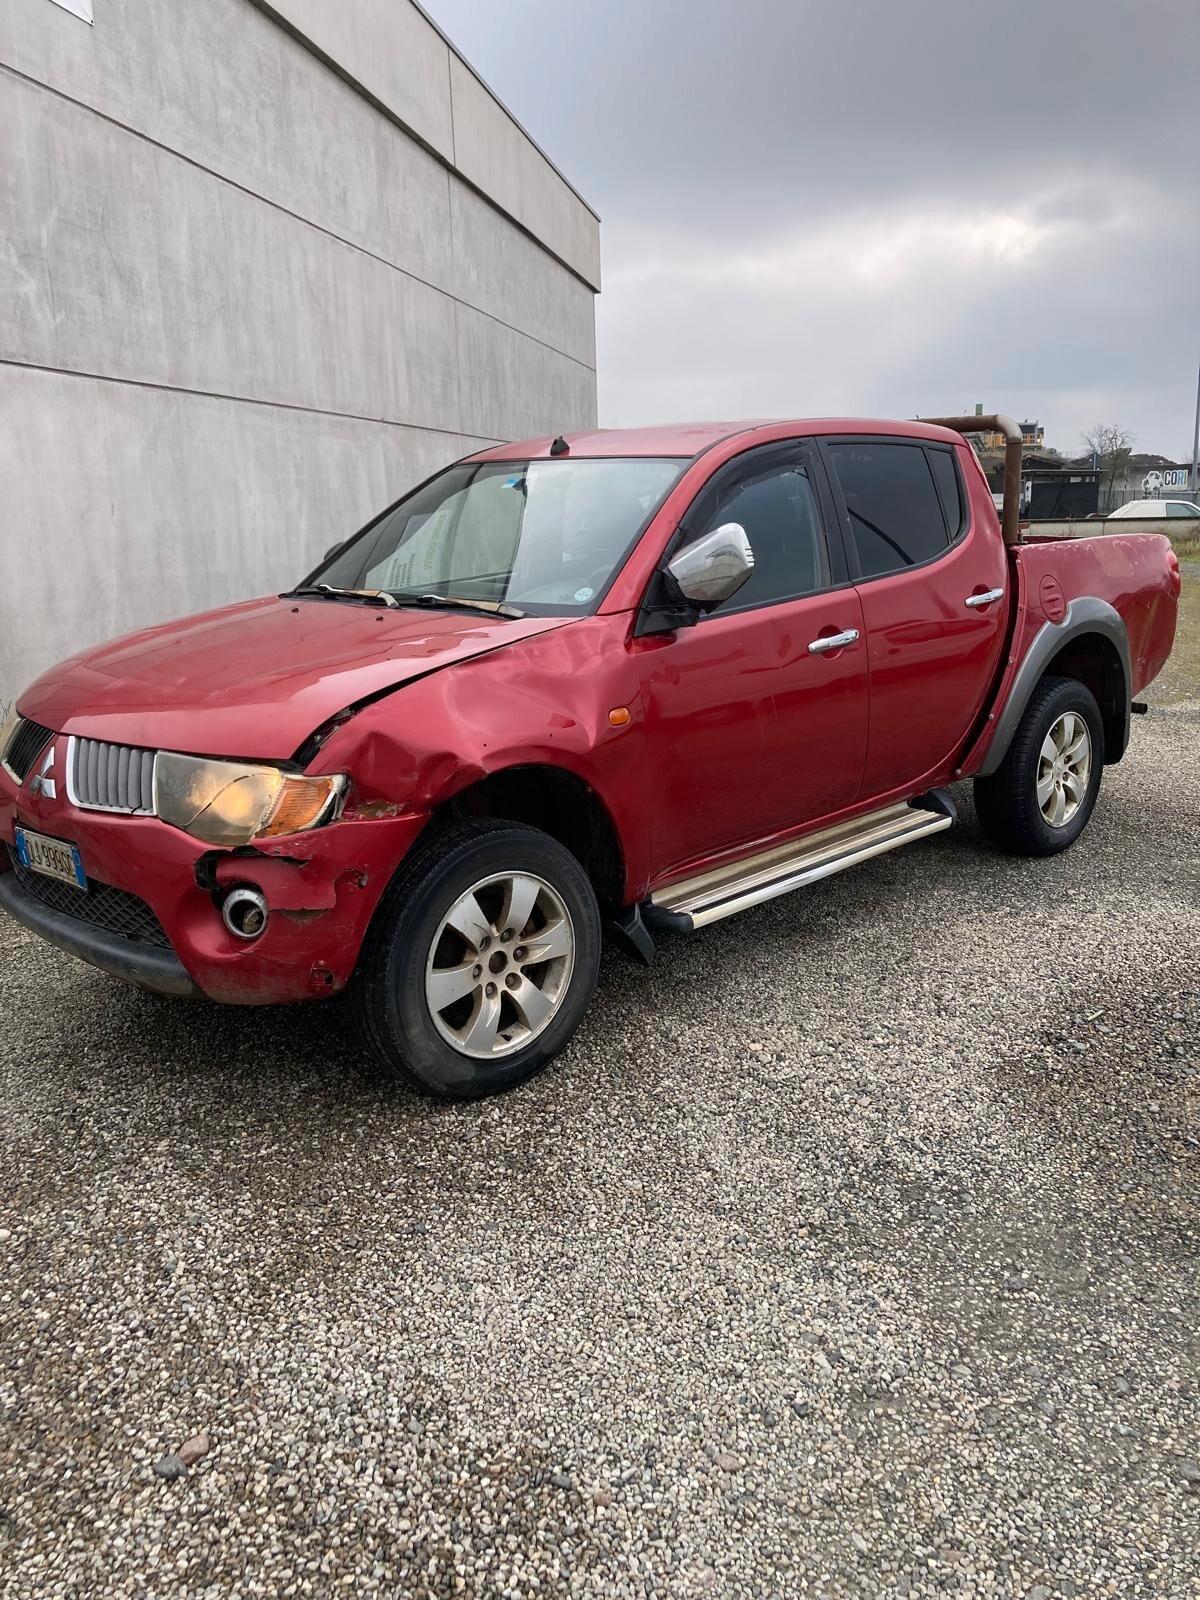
[349,819,601,1098]
[973,675,1104,856]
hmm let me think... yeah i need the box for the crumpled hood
[18,595,570,761]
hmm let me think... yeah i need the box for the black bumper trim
[0,869,199,997]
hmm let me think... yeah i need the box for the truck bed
[1014,530,1179,697]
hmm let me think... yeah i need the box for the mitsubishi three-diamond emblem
[28,742,57,801]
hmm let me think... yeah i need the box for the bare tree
[1080,423,1135,511]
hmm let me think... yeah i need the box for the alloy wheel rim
[424,872,575,1060]
[1037,711,1091,828]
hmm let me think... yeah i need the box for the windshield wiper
[285,583,399,608]
[390,592,525,620]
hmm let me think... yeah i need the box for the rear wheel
[349,819,601,1098]
[974,675,1104,856]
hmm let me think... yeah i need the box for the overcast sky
[428,0,1199,459]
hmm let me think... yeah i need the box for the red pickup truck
[0,415,1180,1097]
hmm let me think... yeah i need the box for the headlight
[154,753,346,847]
[0,705,20,766]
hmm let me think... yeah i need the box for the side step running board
[648,797,955,931]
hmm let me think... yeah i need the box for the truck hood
[19,595,571,761]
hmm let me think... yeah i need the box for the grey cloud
[430,0,1200,453]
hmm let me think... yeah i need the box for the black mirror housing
[634,569,701,638]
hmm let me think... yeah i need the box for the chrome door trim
[807,628,860,654]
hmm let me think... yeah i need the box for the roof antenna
[549,435,570,457]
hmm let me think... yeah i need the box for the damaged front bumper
[0,779,427,1004]
[0,868,200,996]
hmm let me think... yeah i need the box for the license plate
[15,826,87,890]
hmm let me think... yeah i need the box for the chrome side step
[649,798,954,931]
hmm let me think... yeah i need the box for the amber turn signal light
[608,707,631,727]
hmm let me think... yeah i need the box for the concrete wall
[0,0,600,715]
[1028,518,1199,540]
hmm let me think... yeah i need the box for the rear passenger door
[820,436,1009,798]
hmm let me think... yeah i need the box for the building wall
[0,0,600,714]
[1106,463,1198,511]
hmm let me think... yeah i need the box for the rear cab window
[824,439,966,579]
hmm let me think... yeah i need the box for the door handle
[964,588,1004,608]
[807,628,860,654]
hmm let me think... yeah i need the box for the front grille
[68,737,157,814]
[6,846,171,949]
[2,718,54,782]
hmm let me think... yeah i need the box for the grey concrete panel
[1,0,596,353]
[0,0,599,715]
[447,53,524,225]
[261,0,456,163]
[450,183,597,370]
[0,72,461,428]
[455,305,598,444]
[448,52,601,290]
[0,0,458,293]
[516,124,603,294]
[0,364,495,710]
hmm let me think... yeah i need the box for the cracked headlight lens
[154,753,346,847]
[0,705,20,767]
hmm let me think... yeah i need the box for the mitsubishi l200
[0,416,1180,1097]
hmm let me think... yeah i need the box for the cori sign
[1142,468,1192,495]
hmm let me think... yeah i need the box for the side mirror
[323,539,346,562]
[666,523,755,611]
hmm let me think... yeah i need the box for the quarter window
[926,447,966,539]
[685,448,829,610]
[828,442,951,578]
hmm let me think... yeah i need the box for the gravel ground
[2,694,1198,1597]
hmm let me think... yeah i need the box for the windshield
[310,457,686,616]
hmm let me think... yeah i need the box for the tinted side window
[692,452,828,610]
[926,447,965,539]
[828,442,950,578]
[1166,502,1197,518]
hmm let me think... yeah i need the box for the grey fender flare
[978,596,1131,776]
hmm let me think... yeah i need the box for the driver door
[634,440,869,882]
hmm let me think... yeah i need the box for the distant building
[1020,420,1045,450]
[984,456,1101,520]
[950,407,1192,516]
[1085,454,1198,512]
[986,449,1198,520]
[963,406,1045,453]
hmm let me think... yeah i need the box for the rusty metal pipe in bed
[921,414,1024,546]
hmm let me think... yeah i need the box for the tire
[349,818,601,1098]
[974,675,1105,856]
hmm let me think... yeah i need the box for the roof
[466,418,969,462]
